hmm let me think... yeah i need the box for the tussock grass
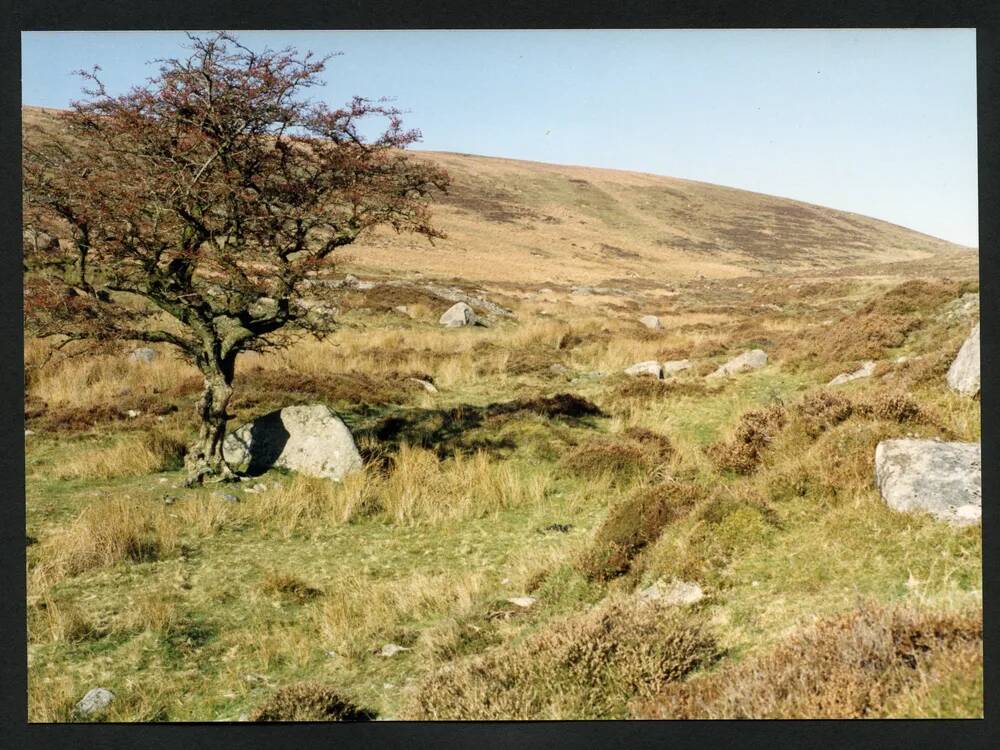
[42,497,178,579]
[634,602,982,719]
[402,596,719,720]
[55,431,186,481]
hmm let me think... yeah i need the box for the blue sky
[21,30,978,247]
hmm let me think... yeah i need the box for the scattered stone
[638,579,704,606]
[662,359,692,376]
[639,315,662,330]
[828,360,876,386]
[394,305,410,315]
[874,438,981,525]
[128,347,157,364]
[75,687,115,718]
[378,643,410,657]
[244,483,268,494]
[946,322,980,397]
[539,288,554,294]
[439,301,478,327]
[409,377,439,394]
[158,477,169,483]
[895,355,910,364]
[707,349,767,378]
[126,409,141,419]
[938,292,979,323]
[223,404,363,481]
[217,492,240,503]
[624,360,663,379]
[162,494,179,505]
[507,596,537,608]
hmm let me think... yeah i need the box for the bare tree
[23,32,449,483]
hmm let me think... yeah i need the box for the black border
[4,2,998,748]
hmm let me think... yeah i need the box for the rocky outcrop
[127,347,157,363]
[874,438,981,525]
[624,360,663,378]
[662,359,692,376]
[946,323,980,397]
[829,360,876,386]
[707,349,767,378]
[223,404,363,481]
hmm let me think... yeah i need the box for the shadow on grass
[356,392,605,461]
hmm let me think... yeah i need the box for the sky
[21,30,978,247]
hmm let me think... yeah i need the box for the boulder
[439,302,478,327]
[128,347,158,363]
[874,438,981,525]
[638,579,704,606]
[624,360,663,378]
[507,596,537,608]
[829,360,876,386]
[707,349,767,378]
[946,323,980,397]
[409,378,438,394]
[75,687,115,717]
[223,404,363,481]
[662,359,692,376]
[639,315,662,330]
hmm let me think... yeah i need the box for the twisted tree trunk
[185,354,237,485]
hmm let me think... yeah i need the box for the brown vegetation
[403,598,719,720]
[249,683,375,722]
[709,404,788,474]
[634,603,982,719]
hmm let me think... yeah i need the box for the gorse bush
[403,597,719,720]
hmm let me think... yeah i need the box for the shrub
[859,392,925,424]
[561,428,674,483]
[795,390,855,438]
[248,682,375,721]
[402,597,719,720]
[709,404,788,474]
[579,482,701,581]
[634,602,982,719]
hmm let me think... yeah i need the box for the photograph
[21,28,981,722]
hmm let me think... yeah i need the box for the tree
[23,32,449,484]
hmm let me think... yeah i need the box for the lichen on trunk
[185,354,237,485]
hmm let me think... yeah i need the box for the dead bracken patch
[709,404,788,474]
[248,682,376,722]
[402,598,719,720]
[233,366,423,409]
[633,603,982,719]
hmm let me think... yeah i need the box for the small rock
[162,494,178,505]
[126,409,141,419]
[828,360,876,386]
[378,643,410,657]
[946,322,980,397]
[639,315,662,330]
[662,359,692,376]
[158,477,168,483]
[75,687,115,717]
[539,288,554,294]
[549,363,571,375]
[394,305,410,315]
[507,596,537,608]
[895,355,910,364]
[409,377,439,394]
[638,579,704,606]
[128,347,157,364]
[24,429,34,437]
[216,492,240,503]
[707,349,767,378]
[439,301,478,327]
[624,360,663,379]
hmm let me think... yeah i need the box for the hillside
[22,105,972,285]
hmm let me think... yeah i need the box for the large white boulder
[624,360,663,378]
[439,302,478,327]
[223,404,363,481]
[639,315,662,330]
[829,360,876,386]
[707,349,767,378]
[946,323,980,397]
[75,687,115,717]
[874,438,981,526]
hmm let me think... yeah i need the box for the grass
[24,260,981,721]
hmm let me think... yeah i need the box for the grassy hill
[23,104,981,722]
